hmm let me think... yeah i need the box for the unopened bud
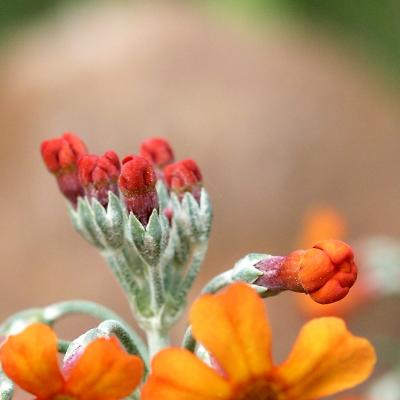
[255,240,357,304]
[40,133,87,205]
[78,151,120,207]
[139,137,174,170]
[164,159,202,201]
[119,155,158,225]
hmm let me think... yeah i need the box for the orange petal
[141,348,232,400]
[190,282,272,384]
[0,323,65,398]
[66,337,144,400]
[277,317,376,399]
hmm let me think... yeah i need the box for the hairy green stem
[97,320,145,359]
[146,327,171,359]
[43,300,148,363]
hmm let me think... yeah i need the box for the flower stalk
[0,134,372,399]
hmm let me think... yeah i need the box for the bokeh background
[1,0,400,398]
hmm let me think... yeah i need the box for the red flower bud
[164,159,202,201]
[78,151,121,207]
[139,137,174,169]
[40,133,87,205]
[119,155,158,225]
[255,240,357,304]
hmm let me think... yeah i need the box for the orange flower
[295,207,368,316]
[255,239,357,304]
[142,283,376,400]
[0,323,144,400]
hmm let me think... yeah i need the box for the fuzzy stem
[42,300,148,363]
[201,270,233,294]
[97,320,145,359]
[146,327,171,359]
[173,241,209,308]
[146,261,165,311]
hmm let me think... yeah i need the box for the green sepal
[129,209,170,266]
[231,253,268,283]
[156,181,170,211]
[94,192,125,249]
[70,194,126,250]
[171,190,213,243]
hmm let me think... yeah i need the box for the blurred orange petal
[0,323,65,398]
[298,207,346,249]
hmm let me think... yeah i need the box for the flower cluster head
[255,239,357,304]
[41,134,204,226]
[119,155,159,225]
[142,282,376,400]
[40,133,87,205]
[164,158,203,201]
[0,323,143,399]
[78,151,121,207]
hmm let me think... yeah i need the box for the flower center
[54,396,76,400]
[234,379,281,400]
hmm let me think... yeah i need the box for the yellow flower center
[234,379,283,400]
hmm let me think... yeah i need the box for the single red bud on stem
[78,151,121,207]
[139,137,175,171]
[40,133,87,205]
[119,155,158,225]
[164,159,203,201]
[255,240,357,304]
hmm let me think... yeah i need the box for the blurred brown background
[1,1,400,397]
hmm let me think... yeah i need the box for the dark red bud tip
[164,159,202,200]
[40,132,87,175]
[119,155,158,224]
[119,156,157,196]
[78,151,121,206]
[139,137,175,169]
[40,133,87,205]
[79,151,120,187]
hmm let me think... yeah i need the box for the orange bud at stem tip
[255,240,357,304]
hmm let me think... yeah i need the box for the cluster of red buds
[41,134,203,225]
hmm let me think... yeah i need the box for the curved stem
[43,300,148,364]
[97,320,145,359]
[201,270,233,294]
